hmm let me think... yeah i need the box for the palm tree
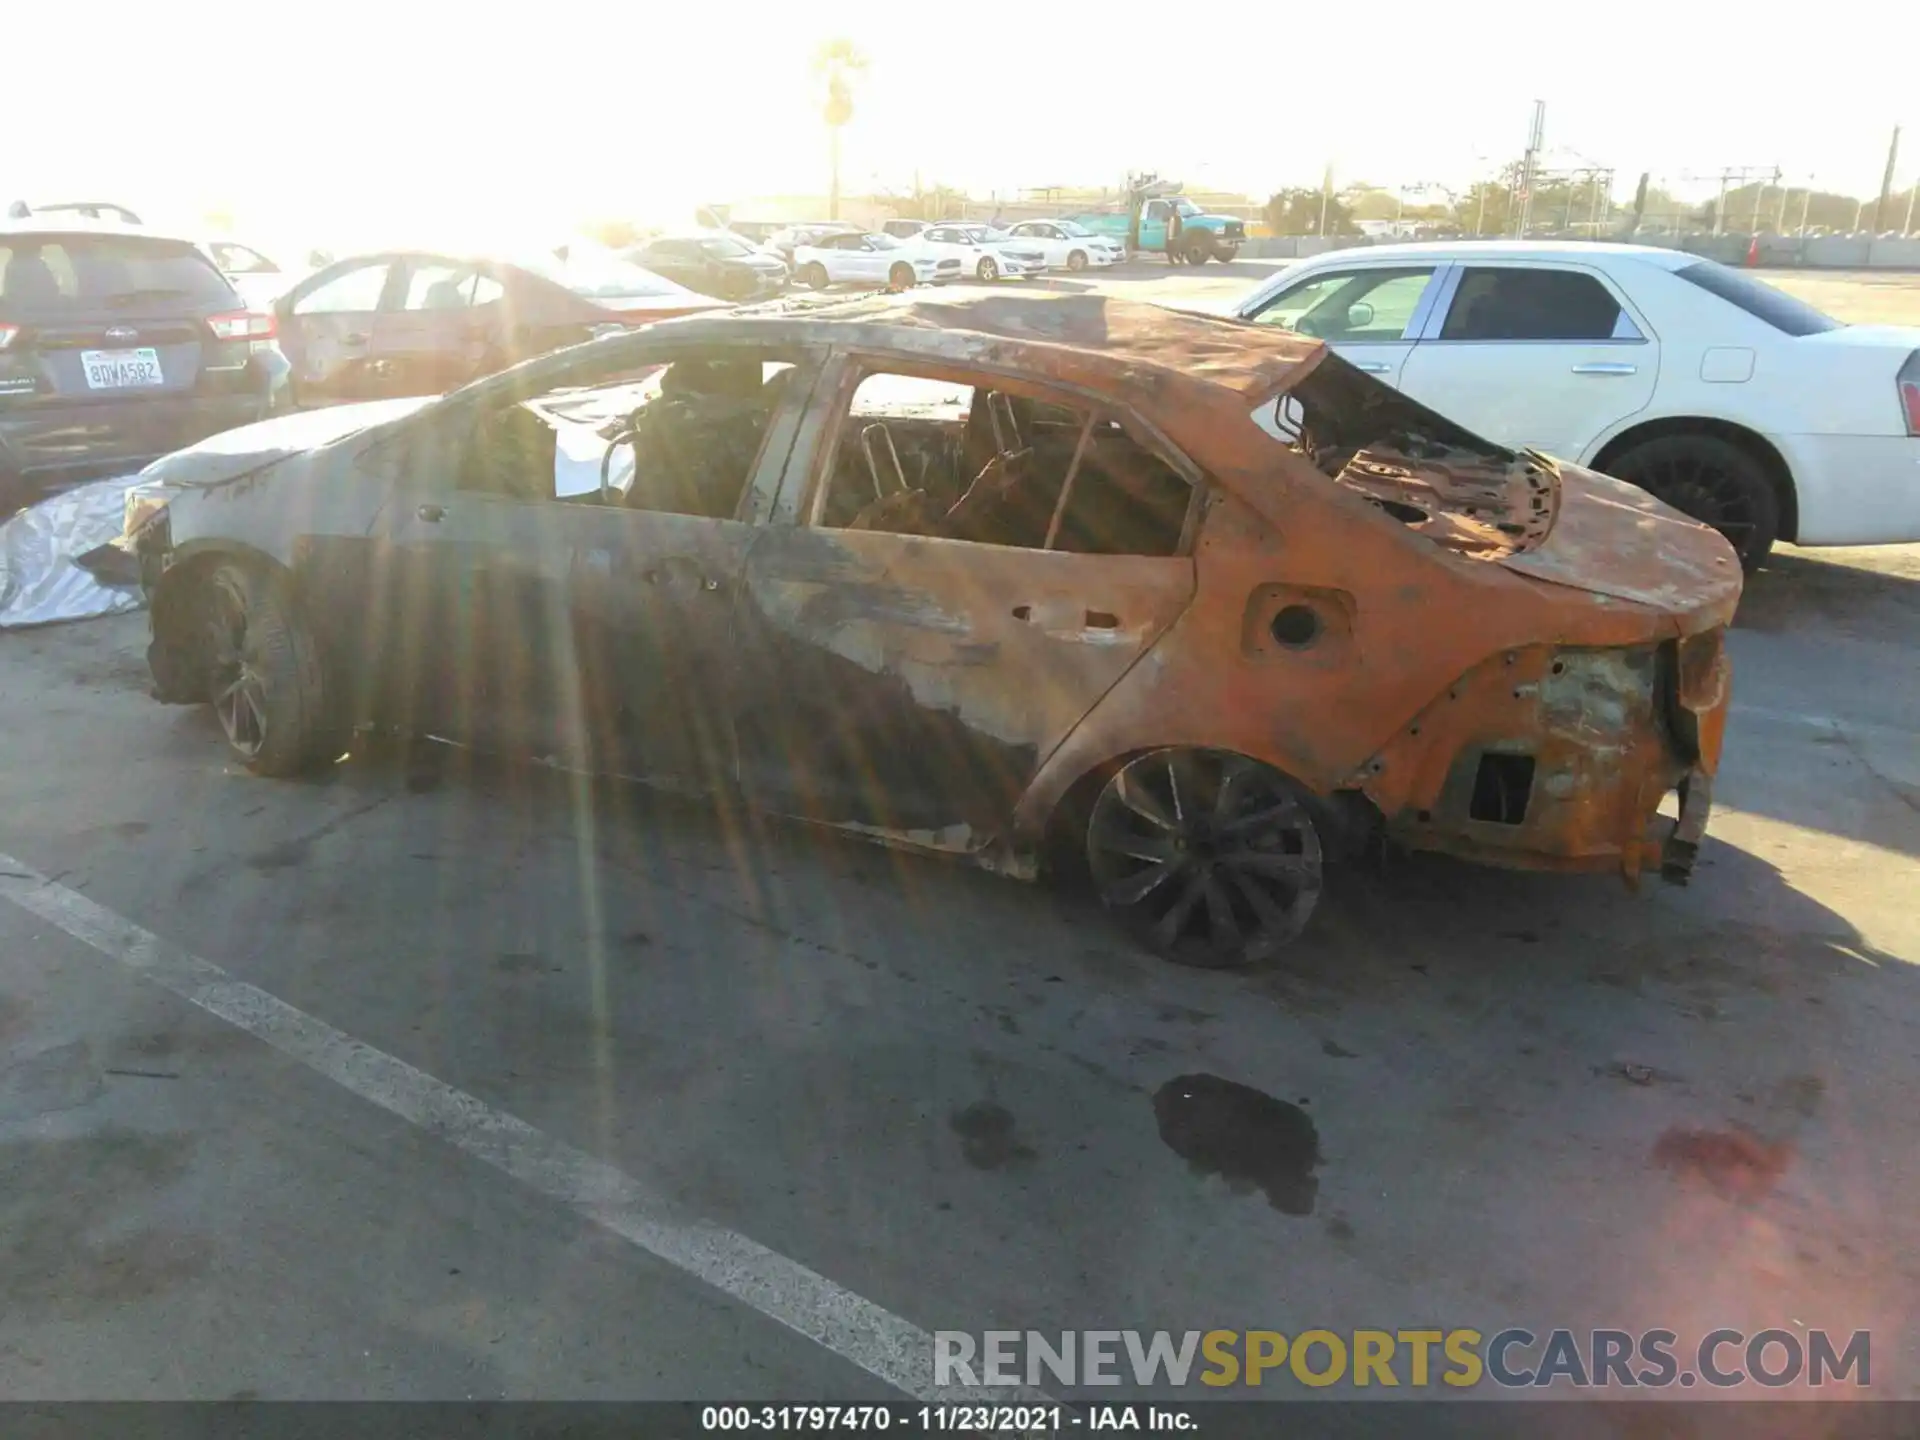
[812,39,868,221]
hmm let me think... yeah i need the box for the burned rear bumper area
[1354,632,1730,883]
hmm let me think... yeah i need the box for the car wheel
[1066,250,1088,272]
[888,262,916,291]
[1606,433,1781,571]
[1087,748,1325,968]
[1185,241,1212,265]
[800,262,829,290]
[976,256,999,281]
[197,559,343,776]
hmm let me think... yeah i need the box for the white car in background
[791,231,956,290]
[908,223,1046,282]
[1000,219,1125,272]
[1232,240,1920,567]
[203,238,303,309]
[766,221,861,266]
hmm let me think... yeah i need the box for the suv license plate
[82,349,164,389]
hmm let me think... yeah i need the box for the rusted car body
[124,292,1739,965]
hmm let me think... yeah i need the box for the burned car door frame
[728,346,1206,854]
[358,336,826,772]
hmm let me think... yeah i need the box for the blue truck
[1064,179,1246,265]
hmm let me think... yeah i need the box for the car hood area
[136,396,435,491]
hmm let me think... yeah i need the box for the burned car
[123,292,1739,966]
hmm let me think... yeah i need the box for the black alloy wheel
[1087,748,1325,968]
[1607,433,1780,571]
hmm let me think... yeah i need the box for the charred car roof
[639,291,1329,404]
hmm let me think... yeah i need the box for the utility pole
[1750,167,1777,233]
[1712,170,1730,236]
[1317,163,1332,235]
[1874,126,1901,231]
[1473,183,1488,235]
[1514,100,1545,235]
[1906,183,1917,236]
[1776,182,1790,233]
[1796,186,1812,235]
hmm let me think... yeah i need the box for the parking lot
[2,263,1918,1410]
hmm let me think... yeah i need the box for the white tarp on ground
[0,475,145,629]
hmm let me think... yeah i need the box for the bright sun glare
[8,0,1912,252]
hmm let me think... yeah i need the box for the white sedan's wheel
[1066,250,1088,272]
[977,256,999,281]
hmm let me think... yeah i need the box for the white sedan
[910,223,1047,282]
[790,231,959,290]
[1232,240,1920,567]
[1000,219,1126,272]
[202,238,304,309]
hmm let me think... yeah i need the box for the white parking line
[0,850,1018,1405]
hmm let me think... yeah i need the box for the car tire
[800,262,829,290]
[1185,241,1212,265]
[1606,432,1781,571]
[196,559,344,776]
[1086,748,1325,968]
[1066,250,1088,272]
[976,257,999,281]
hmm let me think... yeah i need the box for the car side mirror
[1345,301,1375,329]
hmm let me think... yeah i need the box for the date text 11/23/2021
[700,1404,1186,1434]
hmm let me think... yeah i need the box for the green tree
[813,39,868,222]
[1343,186,1400,221]
[1263,187,1356,236]
[1461,181,1511,235]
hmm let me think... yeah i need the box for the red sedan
[273,246,724,406]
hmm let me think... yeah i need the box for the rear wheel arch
[1589,415,1798,545]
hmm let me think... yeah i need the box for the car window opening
[814,369,1193,556]
[1268,352,1559,557]
[454,352,797,520]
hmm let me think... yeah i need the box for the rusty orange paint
[823,292,1745,881]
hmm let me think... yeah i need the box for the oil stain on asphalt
[950,1101,1037,1170]
[1153,1073,1320,1215]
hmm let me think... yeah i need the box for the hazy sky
[9,0,1911,250]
